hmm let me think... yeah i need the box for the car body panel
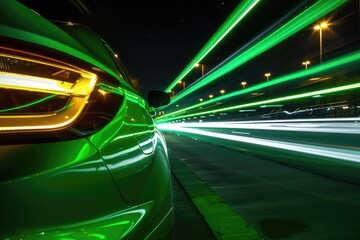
[0,0,128,87]
[0,0,173,239]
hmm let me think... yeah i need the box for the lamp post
[220,89,225,95]
[302,60,310,70]
[241,81,247,89]
[314,22,328,64]
[264,73,271,81]
[178,80,186,90]
[194,63,205,76]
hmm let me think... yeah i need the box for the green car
[0,0,173,239]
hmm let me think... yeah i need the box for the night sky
[17,0,358,99]
[17,0,241,95]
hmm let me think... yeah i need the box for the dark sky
[17,0,359,99]
[17,0,242,95]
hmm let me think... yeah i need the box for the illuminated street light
[194,63,205,76]
[209,94,214,100]
[264,73,271,81]
[199,98,203,103]
[241,81,247,89]
[314,22,328,64]
[178,80,186,90]
[220,89,225,95]
[302,60,310,70]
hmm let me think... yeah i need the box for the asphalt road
[172,174,217,240]
[166,132,360,240]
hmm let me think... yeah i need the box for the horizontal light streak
[158,124,360,163]
[156,81,360,124]
[156,50,360,121]
[159,119,360,135]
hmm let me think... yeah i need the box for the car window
[102,41,133,86]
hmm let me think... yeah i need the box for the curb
[169,155,263,240]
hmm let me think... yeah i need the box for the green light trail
[164,0,347,107]
[156,81,360,124]
[156,50,360,121]
[164,0,261,92]
[0,94,57,112]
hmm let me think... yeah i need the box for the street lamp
[220,89,225,95]
[314,22,328,64]
[302,60,310,70]
[178,80,186,90]
[194,63,205,76]
[209,94,213,100]
[241,81,247,89]
[199,98,203,103]
[264,73,271,81]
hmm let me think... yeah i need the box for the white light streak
[159,118,360,134]
[158,122,360,163]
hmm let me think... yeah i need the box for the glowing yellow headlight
[0,52,97,132]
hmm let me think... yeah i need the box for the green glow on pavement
[164,0,261,92]
[165,0,347,106]
[169,156,262,239]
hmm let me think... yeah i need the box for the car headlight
[0,40,124,143]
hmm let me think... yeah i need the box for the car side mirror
[148,90,170,108]
[147,106,156,116]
